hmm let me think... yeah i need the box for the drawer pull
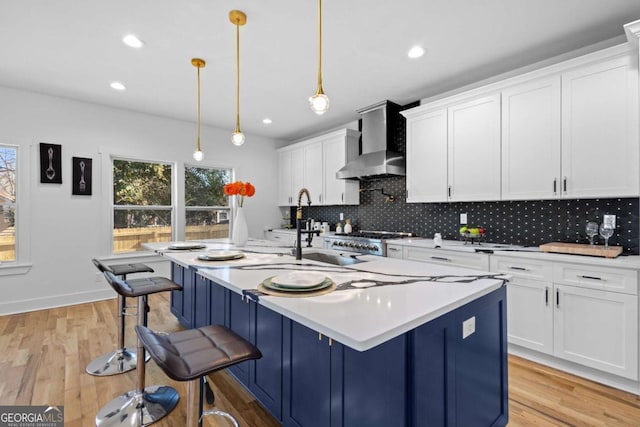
[388,247,400,251]
[509,266,528,271]
[431,256,451,262]
[578,275,605,281]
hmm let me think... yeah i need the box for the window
[112,159,173,253]
[0,145,16,261]
[185,166,231,240]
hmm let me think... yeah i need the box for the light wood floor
[1,294,640,426]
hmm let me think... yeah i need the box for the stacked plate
[197,250,245,261]
[168,242,207,250]
[263,272,332,293]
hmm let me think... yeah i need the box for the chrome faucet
[295,188,320,260]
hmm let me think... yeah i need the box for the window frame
[110,155,177,255]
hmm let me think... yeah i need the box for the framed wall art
[72,157,92,195]
[39,142,62,184]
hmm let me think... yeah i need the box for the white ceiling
[2,1,640,142]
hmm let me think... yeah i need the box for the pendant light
[230,10,247,146]
[309,0,329,115]
[191,58,206,161]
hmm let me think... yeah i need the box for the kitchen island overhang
[155,242,509,426]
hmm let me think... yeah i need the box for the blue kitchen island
[154,241,508,427]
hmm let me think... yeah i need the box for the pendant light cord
[317,0,323,91]
[196,64,201,151]
[235,19,241,132]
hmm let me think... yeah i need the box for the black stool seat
[92,259,154,276]
[136,325,262,381]
[104,271,182,298]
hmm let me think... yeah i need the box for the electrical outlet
[340,212,344,221]
[603,215,616,228]
[460,213,467,224]
[462,316,476,339]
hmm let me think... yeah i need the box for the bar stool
[95,271,183,427]
[87,259,155,376]
[135,324,262,427]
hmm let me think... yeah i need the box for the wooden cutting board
[539,242,622,258]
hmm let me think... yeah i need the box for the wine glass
[599,223,614,249]
[585,222,598,245]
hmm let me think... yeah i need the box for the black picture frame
[72,157,92,195]
[39,143,62,184]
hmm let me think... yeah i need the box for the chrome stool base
[95,385,179,427]
[200,409,239,427]
[86,348,150,376]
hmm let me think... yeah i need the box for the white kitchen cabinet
[561,54,639,198]
[277,129,360,207]
[491,255,638,381]
[385,243,403,259]
[322,130,360,205]
[277,147,304,206]
[447,94,501,201]
[264,229,323,248]
[554,284,638,380]
[403,108,448,202]
[501,77,562,200]
[402,246,490,271]
[303,143,323,204]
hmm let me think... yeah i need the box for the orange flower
[224,181,256,207]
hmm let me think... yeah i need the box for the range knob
[337,241,344,247]
[370,245,379,252]
[332,241,338,246]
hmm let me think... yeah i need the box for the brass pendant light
[191,58,206,161]
[230,10,247,146]
[309,0,329,115]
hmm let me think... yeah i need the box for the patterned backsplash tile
[291,180,639,254]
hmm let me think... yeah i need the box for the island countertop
[150,240,506,351]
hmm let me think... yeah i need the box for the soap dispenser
[344,219,352,234]
[336,222,343,233]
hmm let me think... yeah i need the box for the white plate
[197,251,244,261]
[271,272,327,289]
[263,277,332,293]
[168,242,206,250]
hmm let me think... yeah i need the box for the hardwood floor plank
[1,294,640,426]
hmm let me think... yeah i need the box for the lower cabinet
[491,256,639,381]
[170,263,194,329]
[172,264,508,427]
[398,245,491,271]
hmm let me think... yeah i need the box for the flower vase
[232,207,249,247]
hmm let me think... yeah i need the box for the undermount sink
[301,251,366,266]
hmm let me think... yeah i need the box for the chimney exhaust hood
[336,100,404,180]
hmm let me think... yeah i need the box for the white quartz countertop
[386,237,640,269]
[149,239,505,351]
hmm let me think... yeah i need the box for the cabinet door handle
[556,289,560,308]
[553,178,557,194]
[563,177,567,193]
[578,274,605,281]
[545,287,549,306]
[341,192,344,202]
[431,256,451,262]
[448,186,452,198]
[319,194,322,203]
[509,266,528,271]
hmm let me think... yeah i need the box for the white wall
[0,86,283,315]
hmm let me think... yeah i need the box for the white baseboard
[0,289,114,315]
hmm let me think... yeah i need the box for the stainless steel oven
[324,230,413,256]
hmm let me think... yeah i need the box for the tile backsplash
[291,178,639,254]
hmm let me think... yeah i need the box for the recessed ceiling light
[122,34,144,48]
[262,118,273,124]
[110,81,126,91]
[408,45,425,59]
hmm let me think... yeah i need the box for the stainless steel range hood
[336,100,404,180]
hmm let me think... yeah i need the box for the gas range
[324,230,414,256]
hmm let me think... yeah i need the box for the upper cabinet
[447,94,502,201]
[501,77,562,200]
[561,55,639,198]
[402,94,501,203]
[277,147,304,206]
[404,44,639,203]
[277,129,360,206]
